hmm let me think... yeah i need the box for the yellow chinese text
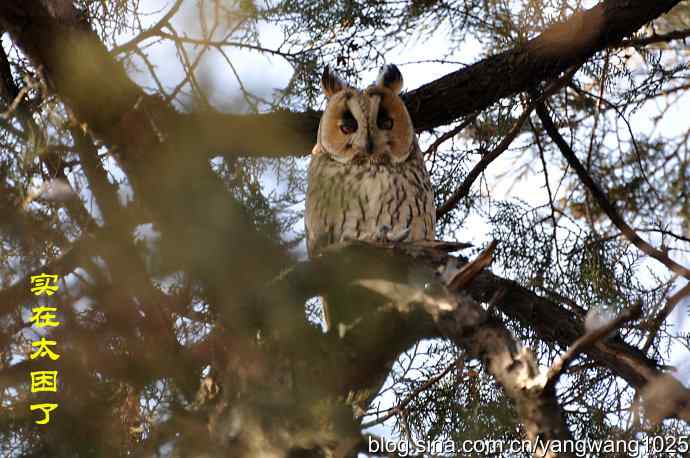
[30,337,60,361]
[30,273,59,296]
[30,403,58,425]
[30,370,59,393]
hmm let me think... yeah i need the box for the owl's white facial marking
[315,67,414,166]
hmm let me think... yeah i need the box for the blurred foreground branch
[202,241,686,456]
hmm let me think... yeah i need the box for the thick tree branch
[258,242,686,455]
[404,1,681,131]
[467,263,659,389]
[191,0,682,157]
[0,1,681,160]
[256,242,576,457]
[0,1,292,328]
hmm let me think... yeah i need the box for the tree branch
[619,28,690,47]
[437,63,581,217]
[545,301,642,391]
[359,355,464,429]
[535,101,690,305]
[196,0,683,157]
[254,241,687,454]
[436,105,534,218]
[257,241,576,456]
[466,268,660,389]
[109,0,184,55]
[0,1,681,158]
[0,0,293,323]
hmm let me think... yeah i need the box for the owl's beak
[366,135,374,155]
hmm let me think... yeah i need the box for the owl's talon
[374,224,392,242]
[386,227,411,243]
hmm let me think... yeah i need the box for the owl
[305,64,436,327]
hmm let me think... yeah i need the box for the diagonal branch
[535,102,690,307]
[0,1,680,158]
[0,0,292,332]
[436,64,581,218]
[468,267,659,388]
[183,0,684,158]
[359,355,464,429]
[436,106,534,218]
[545,301,642,391]
[109,0,184,55]
[403,0,682,131]
[271,241,577,456]
[619,28,690,47]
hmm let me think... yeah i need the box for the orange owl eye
[377,109,393,130]
[340,111,357,134]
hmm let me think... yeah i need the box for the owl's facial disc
[377,106,394,131]
[339,109,358,135]
[365,88,414,164]
[315,64,414,165]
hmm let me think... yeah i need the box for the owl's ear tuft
[321,66,346,98]
[376,64,404,94]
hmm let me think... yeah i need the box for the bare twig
[447,241,497,290]
[535,102,690,307]
[619,28,690,47]
[545,302,642,391]
[0,81,30,119]
[423,116,475,157]
[110,0,184,55]
[641,281,677,352]
[165,22,217,105]
[435,108,534,218]
[436,64,581,218]
[359,355,464,428]
[155,32,305,58]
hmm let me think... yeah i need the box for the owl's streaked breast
[305,145,435,256]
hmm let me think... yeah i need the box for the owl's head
[313,64,414,164]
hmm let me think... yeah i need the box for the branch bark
[247,242,577,457]
[0,1,685,454]
[186,0,682,157]
[619,28,690,47]
[0,0,292,327]
[466,262,660,389]
[249,242,686,455]
[0,1,681,160]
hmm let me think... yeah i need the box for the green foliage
[1,0,690,456]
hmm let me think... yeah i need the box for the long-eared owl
[305,64,436,259]
[305,65,436,328]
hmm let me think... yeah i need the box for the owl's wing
[305,219,331,258]
[305,154,335,258]
[305,213,334,331]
